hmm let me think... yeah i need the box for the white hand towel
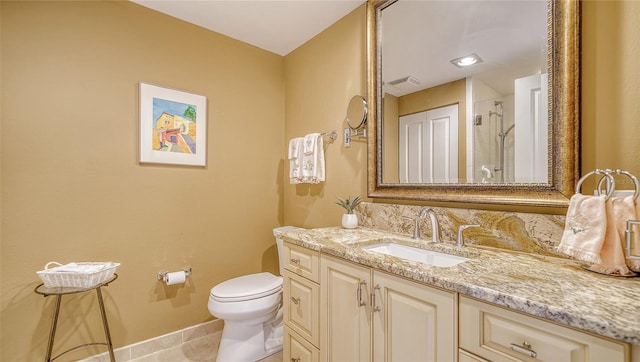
[288,137,301,160]
[288,137,303,184]
[303,133,317,154]
[557,193,607,264]
[300,133,324,184]
[315,134,325,182]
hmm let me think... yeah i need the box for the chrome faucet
[402,206,440,243]
[419,207,441,243]
[403,207,442,242]
[456,224,480,247]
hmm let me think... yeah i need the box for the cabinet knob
[291,358,301,362]
[290,296,300,305]
[290,258,300,264]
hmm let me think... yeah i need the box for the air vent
[388,76,421,88]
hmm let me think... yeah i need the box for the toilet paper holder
[157,267,192,281]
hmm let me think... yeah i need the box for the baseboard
[79,319,223,362]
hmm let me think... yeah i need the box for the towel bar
[575,169,615,200]
[321,131,338,141]
[596,169,640,200]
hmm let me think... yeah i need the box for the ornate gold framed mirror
[366,0,580,207]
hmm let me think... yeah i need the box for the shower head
[494,100,503,106]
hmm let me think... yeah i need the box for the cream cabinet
[285,241,636,362]
[372,270,456,361]
[283,242,320,362]
[320,255,372,362]
[459,296,630,362]
[284,270,320,346]
[320,254,457,362]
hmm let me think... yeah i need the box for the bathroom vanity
[280,227,640,362]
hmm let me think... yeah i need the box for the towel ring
[596,169,640,200]
[575,169,615,200]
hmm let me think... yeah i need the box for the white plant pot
[342,213,358,229]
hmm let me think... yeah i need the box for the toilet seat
[210,272,282,302]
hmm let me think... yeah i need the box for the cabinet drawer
[284,242,320,282]
[459,296,629,362]
[284,270,320,346]
[459,349,490,362]
[284,326,319,362]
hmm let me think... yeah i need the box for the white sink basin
[361,242,469,267]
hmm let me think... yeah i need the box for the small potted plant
[336,195,362,229]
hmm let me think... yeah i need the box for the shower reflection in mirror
[471,73,548,184]
[387,72,549,185]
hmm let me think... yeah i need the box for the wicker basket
[37,261,120,288]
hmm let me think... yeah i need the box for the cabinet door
[372,270,457,362]
[320,255,372,362]
[284,270,320,346]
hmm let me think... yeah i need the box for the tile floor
[129,329,283,362]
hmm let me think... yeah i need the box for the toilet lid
[210,272,282,302]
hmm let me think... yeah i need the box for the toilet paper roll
[164,271,186,285]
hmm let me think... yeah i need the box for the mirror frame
[366,0,581,208]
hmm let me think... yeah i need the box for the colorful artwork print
[152,98,197,154]
[139,82,207,166]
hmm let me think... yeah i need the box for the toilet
[208,226,302,362]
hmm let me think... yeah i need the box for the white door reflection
[399,104,458,183]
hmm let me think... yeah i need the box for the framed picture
[139,82,207,166]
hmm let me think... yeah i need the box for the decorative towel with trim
[557,193,607,264]
[288,137,303,184]
[300,133,325,184]
[288,133,325,184]
[303,132,317,154]
[586,196,633,276]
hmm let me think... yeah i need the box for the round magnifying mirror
[346,95,368,130]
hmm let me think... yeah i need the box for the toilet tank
[273,226,304,276]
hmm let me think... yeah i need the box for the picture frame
[139,82,207,166]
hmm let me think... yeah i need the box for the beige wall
[582,1,640,182]
[283,5,368,228]
[2,0,640,361]
[397,78,466,117]
[1,1,284,360]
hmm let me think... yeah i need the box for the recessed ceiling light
[451,54,483,68]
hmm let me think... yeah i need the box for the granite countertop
[279,227,640,345]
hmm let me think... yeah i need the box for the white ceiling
[130,0,364,56]
[131,0,547,97]
[382,1,548,97]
